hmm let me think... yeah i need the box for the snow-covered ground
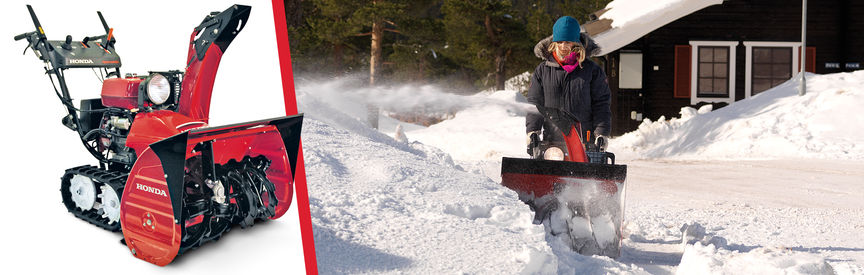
[298,70,864,274]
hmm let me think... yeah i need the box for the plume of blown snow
[294,76,537,121]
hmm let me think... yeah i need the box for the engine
[78,71,184,171]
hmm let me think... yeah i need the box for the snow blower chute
[501,107,626,258]
[15,5,303,266]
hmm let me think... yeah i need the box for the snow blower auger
[501,107,626,258]
[15,5,303,266]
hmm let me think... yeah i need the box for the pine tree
[442,0,532,91]
[386,1,445,83]
[348,0,407,86]
[307,0,364,73]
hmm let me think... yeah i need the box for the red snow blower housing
[501,106,626,258]
[15,5,303,266]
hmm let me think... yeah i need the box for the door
[612,52,645,136]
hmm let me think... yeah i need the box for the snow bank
[298,82,545,273]
[611,71,864,160]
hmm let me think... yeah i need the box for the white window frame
[689,41,739,105]
[743,41,801,98]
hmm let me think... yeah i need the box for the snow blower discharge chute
[15,5,303,266]
[501,107,627,258]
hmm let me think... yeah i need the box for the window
[752,47,792,95]
[689,41,738,105]
[697,47,729,97]
[743,42,813,99]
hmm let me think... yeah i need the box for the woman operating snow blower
[501,16,627,258]
[526,16,611,154]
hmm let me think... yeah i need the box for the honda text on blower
[14,4,303,266]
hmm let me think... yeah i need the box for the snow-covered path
[626,159,864,209]
[621,159,864,274]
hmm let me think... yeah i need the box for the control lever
[23,37,39,56]
[62,35,73,50]
[13,31,35,41]
[97,11,115,48]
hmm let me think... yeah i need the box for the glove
[526,131,540,156]
[595,135,608,151]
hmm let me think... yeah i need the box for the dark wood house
[584,0,864,136]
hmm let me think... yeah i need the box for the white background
[0,0,307,273]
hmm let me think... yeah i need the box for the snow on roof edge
[593,0,724,56]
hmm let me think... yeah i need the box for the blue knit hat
[553,16,581,42]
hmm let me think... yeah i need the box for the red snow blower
[501,107,626,258]
[15,5,302,266]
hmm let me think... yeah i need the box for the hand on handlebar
[526,131,540,156]
[595,135,608,152]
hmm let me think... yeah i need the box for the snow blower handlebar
[533,106,615,164]
[14,5,50,60]
[14,5,123,165]
[15,5,119,65]
[14,5,43,42]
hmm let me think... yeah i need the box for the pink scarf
[554,51,581,73]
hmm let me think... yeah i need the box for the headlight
[543,147,565,161]
[145,73,171,105]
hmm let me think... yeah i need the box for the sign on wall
[619,52,643,89]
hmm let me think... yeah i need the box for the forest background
[284,0,611,93]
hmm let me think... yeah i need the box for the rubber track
[60,165,127,232]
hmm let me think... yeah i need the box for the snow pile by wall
[611,71,864,160]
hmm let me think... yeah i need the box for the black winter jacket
[525,34,612,140]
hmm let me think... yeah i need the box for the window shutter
[674,45,691,98]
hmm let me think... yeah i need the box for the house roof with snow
[585,0,725,56]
